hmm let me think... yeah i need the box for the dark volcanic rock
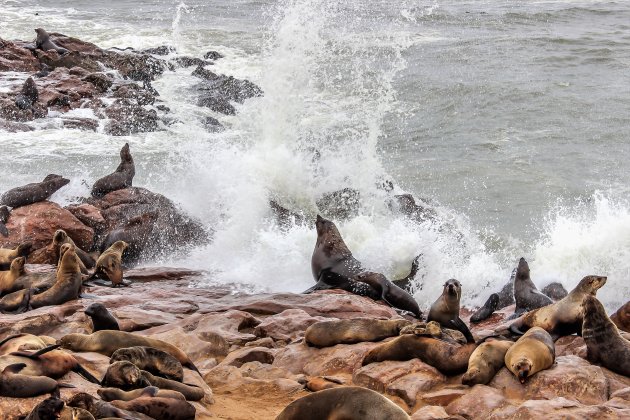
[104,99,159,136]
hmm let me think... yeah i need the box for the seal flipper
[9,343,61,358]
[302,280,334,294]
[57,382,76,389]
[449,317,475,343]
[72,363,100,384]
[3,362,27,374]
[470,293,499,323]
[0,333,26,348]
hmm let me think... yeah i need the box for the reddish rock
[0,201,94,252]
[601,366,630,394]
[446,385,507,418]
[489,397,621,420]
[124,266,203,281]
[554,335,587,358]
[611,301,630,333]
[219,347,275,368]
[193,310,260,346]
[65,204,106,230]
[410,406,451,420]
[254,309,332,342]
[0,38,40,72]
[421,387,468,407]
[387,369,448,407]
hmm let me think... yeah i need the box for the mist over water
[1,0,629,309]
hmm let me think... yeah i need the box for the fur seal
[67,393,150,420]
[110,397,196,420]
[611,300,630,333]
[462,339,513,386]
[470,293,499,323]
[103,361,204,401]
[0,288,31,313]
[305,318,411,348]
[15,77,39,110]
[35,28,69,54]
[0,256,26,294]
[49,229,95,271]
[99,212,157,262]
[0,174,69,208]
[513,258,553,316]
[276,386,410,420]
[0,363,68,397]
[1,344,100,383]
[91,143,135,197]
[509,275,607,337]
[353,272,421,318]
[0,205,9,237]
[505,326,555,383]
[0,242,32,270]
[24,394,65,420]
[30,243,83,309]
[427,279,474,343]
[0,333,54,355]
[362,334,477,375]
[89,241,128,287]
[110,346,184,381]
[58,330,201,374]
[581,295,630,377]
[84,303,120,332]
[97,386,186,402]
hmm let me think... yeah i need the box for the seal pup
[462,339,513,386]
[98,386,186,402]
[353,272,421,318]
[505,326,555,383]
[91,143,135,197]
[276,386,411,420]
[58,330,201,374]
[49,229,95,271]
[0,363,70,397]
[470,293,499,323]
[4,344,100,383]
[35,28,69,54]
[110,397,196,420]
[103,361,205,401]
[0,242,32,270]
[30,243,83,309]
[512,258,553,317]
[611,300,630,333]
[110,346,184,381]
[89,241,128,287]
[0,174,69,208]
[24,394,65,420]
[427,279,475,343]
[0,288,31,313]
[305,318,411,348]
[509,275,607,337]
[362,334,477,375]
[0,256,26,294]
[85,303,120,332]
[0,205,9,237]
[582,295,630,377]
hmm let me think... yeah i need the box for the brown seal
[89,240,128,287]
[24,394,65,420]
[0,242,32,270]
[362,334,477,375]
[59,407,95,420]
[0,256,26,294]
[110,346,184,381]
[513,258,553,317]
[29,243,83,309]
[0,363,66,397]
[0,174,69,208]
[470,293,500,324]
[34,28,70,54]
[582,295,630,377]
[353,272,421,318]
[97,386,186,402]
[91,143,135,197]
[462,339,513,386]
[110,397,196,420]
[0,288,31,313]
[84,303,120,332]
[427,279,474,343]
[504,326,555,383]
[509,275,607,337]
[305,318,411,348]
[276,386,410,420]
[103,361,204,401]
[0,333,55,355]
[49,229,95,272]
[610,300,630,333]
[67,392,151,420]
[1,344,100,383]
[58,330,201,374]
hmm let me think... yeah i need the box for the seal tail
[73,363,101,384]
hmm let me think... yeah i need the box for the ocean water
[1,0,629,310]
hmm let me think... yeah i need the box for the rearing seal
[427,279,474,343]
[91,143,135,197]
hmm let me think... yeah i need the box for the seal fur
[0,174,69,208]
[97,386,186,402]
[35,29,69,54]
[581,295,630,377]
[504,326,555,383]
[427,279,474,343]
[110,397,196,420]
[305,318,411,348]
[89,240,127,287]
[91,143,135,197]
[462,339,513,386]
[110,346,184,381]
[275,386,410,420]
[0,363,65,397]
[30,243,83,309]
[509,275,607,337]
[513,258,553,316]
[0,256,26,294]
[0,242,32,270]
[84,303,120,332]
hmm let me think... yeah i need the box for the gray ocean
[1,0,629,310]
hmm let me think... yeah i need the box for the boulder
[254,309,331,342]
[445,385,507,418]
